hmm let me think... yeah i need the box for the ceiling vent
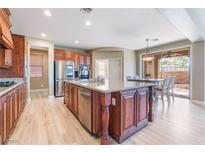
[80,8,93,14]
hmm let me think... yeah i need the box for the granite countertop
[0,80,24,97]
[64,79,155,93]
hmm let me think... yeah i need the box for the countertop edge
[64,80,155,93]
[0,81,24,97]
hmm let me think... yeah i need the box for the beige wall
[123,49,137,81]
[30,49,48,90]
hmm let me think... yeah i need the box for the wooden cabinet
[0,83,26,144]
[65,51,72,60]
[4,49,12,66]
[0,97,3,144]
[0,34,26,77]
[1,94,9,144]
[121,90,136,135]
[109,88,150,143]
[0,9,14,50]
[64,83,78,117]
[73,86,78,116]
[54,49,92,70]
[54,49,65,60]
[135,88,149,127]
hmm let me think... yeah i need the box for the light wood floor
[8,91,205,145]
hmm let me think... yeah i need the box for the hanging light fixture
[142,38,158,62]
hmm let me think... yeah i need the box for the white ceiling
[10,8,186,50]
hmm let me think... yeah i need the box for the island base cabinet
[0,83,26,144]
[109,88,149,143]
[64,83,78,117]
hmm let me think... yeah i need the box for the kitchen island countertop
[64,79,155,93]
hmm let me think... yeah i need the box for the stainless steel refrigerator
[54,60,74,97]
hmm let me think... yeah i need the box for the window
[160,56,189,72]
[30,54,43,77]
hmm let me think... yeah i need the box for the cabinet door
[64,82,68,104]
[135,88,149,127]
[2,96,8,143]
[68,85,74,110]
[65,51,72,60]
[121,90,136,134]
[73,86,78,116]
[8,93,13,133]
[55,50,65,60]
[79,55,84,65]
[0,99,2,144]
[84,55,91,65]
[5,95,10,140]
[73,53,80,69]
[18,87,22,114]
[14,90,18,122]
[4,49,12,66]
[19,85,25,112]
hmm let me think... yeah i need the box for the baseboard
[27,97,31,102]
[30,89,48,92]
[48,95,55,100]
[191,99,205,105]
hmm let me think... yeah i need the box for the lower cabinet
[109,87,149,143]
[0,83,26,144]
[64,82,78,117]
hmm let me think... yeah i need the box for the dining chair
[126,76,133,80]
[133,75,140,80]
[155,77,171,106]
[168,76,176,101]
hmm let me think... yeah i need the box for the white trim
[191,99,205,105]
[48,95,55,100]
[27,97,31,102]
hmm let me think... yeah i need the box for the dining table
[127,78,164,87]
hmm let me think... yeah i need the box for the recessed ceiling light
[41,33,46,37]
[75,40,79,44]
[44,10,52,16]
[85,20,92,26]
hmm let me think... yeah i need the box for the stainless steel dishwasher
[78,88,92,132]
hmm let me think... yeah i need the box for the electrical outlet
[112,98,116,106]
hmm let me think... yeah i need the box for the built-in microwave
[79,64,90,80]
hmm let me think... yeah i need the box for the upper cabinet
[54,49,92,70]
[0,34,26,78]
[0,9,14,69]
[0,9,14,50]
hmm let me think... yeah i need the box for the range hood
[0,9,14,49]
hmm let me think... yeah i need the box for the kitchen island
[64,79,155,144]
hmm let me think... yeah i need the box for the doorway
[142,48,190,98]
[95,58,122,81]
[30,48,49,92]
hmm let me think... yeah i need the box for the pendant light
[142,38,158,62]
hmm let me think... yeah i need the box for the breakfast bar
[64,79,155,144]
